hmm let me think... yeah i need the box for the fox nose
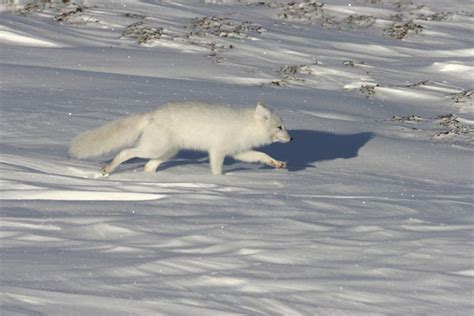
[290,137,294,141]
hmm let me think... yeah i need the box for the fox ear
[255,102,271,122]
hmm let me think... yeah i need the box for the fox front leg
[209,150,225,175]
[233,150,287,169]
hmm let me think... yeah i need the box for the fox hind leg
[144,159,161,173]
[101,145,176,176]
[101,126,178,176]
[101,148,141,176]
[143,149,178,173]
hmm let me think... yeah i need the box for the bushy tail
[69,113,151,159]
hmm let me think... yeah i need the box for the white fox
[69,101,292,175]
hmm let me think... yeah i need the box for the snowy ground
[1,0,473,314]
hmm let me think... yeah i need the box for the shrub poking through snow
[359,84,378,97]
[450,89,473,104]
[121,22,164,45]
[259,63,320,87]
[186,16,265,39]
[54,6,87,23]
[277,1,376,29]
[391,115,424,122]
[17,0,53,16]
[384,20,424,39]
[278,0,325,22]
[432,114,473,144]
[417,11,452,21]
[184,16,264,62]
[389,114,474,146]
[342,15,376,28]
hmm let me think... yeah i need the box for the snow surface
[1,0,473,314]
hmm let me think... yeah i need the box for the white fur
[69,101,291,175]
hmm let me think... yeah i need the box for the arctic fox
[69,101,292,175]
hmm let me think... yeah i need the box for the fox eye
[278,126,283,130]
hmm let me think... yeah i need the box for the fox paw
[100,166,110,177]
[270,160,287,169]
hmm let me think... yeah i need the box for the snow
[1,0,473,314]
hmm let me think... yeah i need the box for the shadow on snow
[260,130,374,171]
[150,130,374,172]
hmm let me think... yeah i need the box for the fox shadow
[152,130,374,172]
[259,130,374,171]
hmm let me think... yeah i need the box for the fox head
[254,102,292,143]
